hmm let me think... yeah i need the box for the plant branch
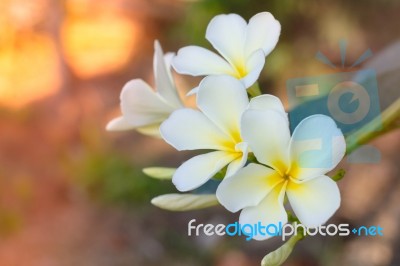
[345,97,400,155]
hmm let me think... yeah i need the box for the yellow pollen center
[234,64,247,78]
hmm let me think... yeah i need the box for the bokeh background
[0,0,399,265]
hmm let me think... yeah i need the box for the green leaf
[151,193,219,211]
[331,169,346,182]
[261,234,303,266]
[143,167,176,180]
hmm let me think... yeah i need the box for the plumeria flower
[217,101,346,240]
[160,75,252,192]
[106,40,184,137]
[172,12,281,90]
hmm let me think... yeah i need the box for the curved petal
[136,124,161,137]
[160,108,231,151]
[186,86,199,96]
[197,75,249,142]
[172,46,235,76]
[239,182,288,240]
[206,13,247,67]
[173,151,236,192]
[225,142,248,177]
[154,40,183,108]
[249,94,286,113]
[106,117,161,137]
[245,12,281,58]
[240,49,265,88]
[289,115,346,181]
[106,116,135,131]
[287,175,340,228]
[241,109,290,173]
[217,163,283,213]
[121,79,174,127]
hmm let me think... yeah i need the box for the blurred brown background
[0,0,399,265]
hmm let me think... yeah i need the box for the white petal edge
[245,12,281,58]
[106,117,161,137]
[172,46,235,76]
[249,94,286,114]
[217,163,283,213]
[172,151,237,192]
[206,13,247,67]
[289,114,346,181]
[239,182,288,241]
[225,142,248,177]
[241,109,290,173]
[136,124,162,137]
[241,49,265,88]
[160,108,231,151]
[120,79,174,127]
[286,175,341,228]
[197,75,249,141]
[106,116,135,131]
[186,86,199,96]
[154,40,183,108]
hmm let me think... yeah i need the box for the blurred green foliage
[74,153,174,206]
[69,124,175,206]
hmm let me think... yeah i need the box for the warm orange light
[61,14,140,79]
[0,34,61,109]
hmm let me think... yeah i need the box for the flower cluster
[108,12,346,241]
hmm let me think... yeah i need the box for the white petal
[206,13,247,67]
[217,163,283,213]
[289,115,346,181]
[249,94,286,113]
[241,109,290,173]
[154,40,183,108]
[240,49,265,88]
[160,108,231,151]
[239,182,288,240]
[225,142,248,177]
[136,124,161,137]
[106,116,135,131]
[286,175,340,228]
[151,193,219,211]
[173,151,236,192]
[197,76,248,142]
[172,46,235,76]
[106,116,161,137]
[163,52,175,68]
[120,79,174,127]
[245,12,281,58]
[186,86,199,96]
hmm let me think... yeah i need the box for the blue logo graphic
[287,40,382,165]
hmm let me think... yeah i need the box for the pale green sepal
[151,193,219,211]
[143,167,176,180]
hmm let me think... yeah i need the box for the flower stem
[247,83,262,98]
[345,98,400,155]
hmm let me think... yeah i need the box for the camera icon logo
[286,41,381,167]
[327,81,370,125]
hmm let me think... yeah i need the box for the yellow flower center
[233,63,247,78]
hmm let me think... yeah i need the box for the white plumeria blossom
[160,75,253,192]
[172,12,281,90]
[217,98,346,240]
[106,40,184,137]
